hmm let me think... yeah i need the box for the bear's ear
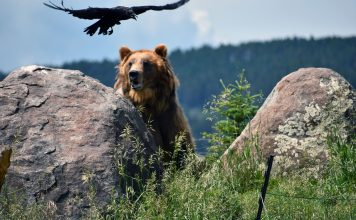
[119,46,132,61]
[154,44,167,58]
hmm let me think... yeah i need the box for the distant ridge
[170,36,356,108]
[56,36,356,108]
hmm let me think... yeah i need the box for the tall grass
[239,131,356,219]
[0,130,354,219]
[95,130,355,219]
[0,186,56,220]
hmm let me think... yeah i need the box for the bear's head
[115,44,178,113]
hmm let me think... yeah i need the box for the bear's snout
[129,70,143,90]
[129,70,139,81]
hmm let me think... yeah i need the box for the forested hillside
[1,37,355,152]
[172,37,356,107]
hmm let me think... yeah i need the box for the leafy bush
[202,72,262,162]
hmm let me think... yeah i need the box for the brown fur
[114,44,194,164]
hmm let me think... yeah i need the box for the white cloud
[190,10,213,43]
[0,0,356,71]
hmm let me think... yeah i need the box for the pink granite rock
[223,68,355,176]
[0,65,158,218]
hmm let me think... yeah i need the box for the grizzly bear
[114,44,194,165]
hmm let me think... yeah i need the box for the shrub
[202,72,262,162]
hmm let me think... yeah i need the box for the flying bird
[43,0,190,36]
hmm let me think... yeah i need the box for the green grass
[96,131,355,219]
[240,176,355,219]
[1,132,355,219]
[240,132,356,219]
[0,187,57,220]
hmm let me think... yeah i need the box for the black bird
[44,0,190,36]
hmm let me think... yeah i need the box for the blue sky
[0,0,355,72]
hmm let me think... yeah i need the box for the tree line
[1,36,355,152]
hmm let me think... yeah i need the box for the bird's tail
[84,21,100,36]
[84,19,118,36]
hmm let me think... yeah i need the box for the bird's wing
[43,1,115,20]
[131,0,189,15]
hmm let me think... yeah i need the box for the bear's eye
[128,61,133,67]
[143,60,152,68]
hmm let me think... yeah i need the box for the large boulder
[0,66,158,218]
[224,68,355,176]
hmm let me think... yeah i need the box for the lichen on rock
[224,68,355,177]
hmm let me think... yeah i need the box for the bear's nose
[129,70,139,81]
